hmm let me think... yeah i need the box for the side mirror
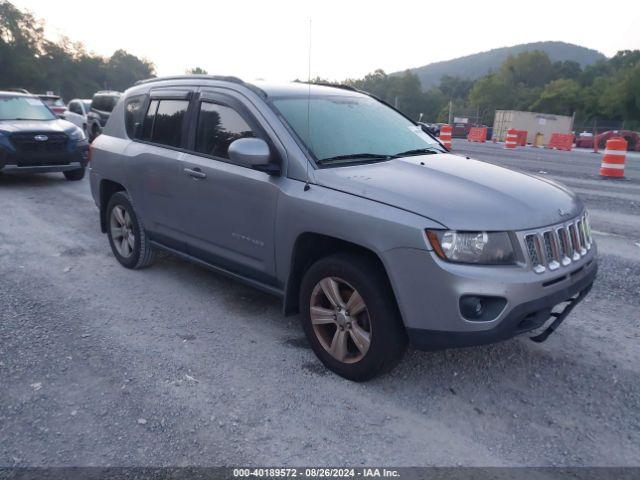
[228,137,272,168]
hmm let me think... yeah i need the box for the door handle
[183,167,207,179]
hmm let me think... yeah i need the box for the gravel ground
[1,142,639,467]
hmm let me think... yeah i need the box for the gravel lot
[1,141,639,467]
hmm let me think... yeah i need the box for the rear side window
[138,99,188,148]
[195,102,255,159]
[124,95,144,138]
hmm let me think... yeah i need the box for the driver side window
[194,102,256,160]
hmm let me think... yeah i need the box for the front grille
[524,213,592,274]
[10,132,68,153]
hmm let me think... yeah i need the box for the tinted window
[124,96,144,138]
[69,101,82,114]
[140,100,158,141]
[195,102,255,159]
[93,94,120,112]
[138,99,188,148]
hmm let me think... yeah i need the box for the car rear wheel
[106,191,155,269]
[63,167,85,181]
[299,253,407,381]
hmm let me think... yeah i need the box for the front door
[176,93,280,285]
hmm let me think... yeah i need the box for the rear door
[124,88,195,250]
[175,90,281,285]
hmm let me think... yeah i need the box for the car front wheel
[299,253,407,381]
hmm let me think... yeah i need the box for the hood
[314,154,583,231]
[0,119,77,134]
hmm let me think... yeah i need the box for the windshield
[0,96,56,121]
[82,100,92,112]
[272,95,444,165]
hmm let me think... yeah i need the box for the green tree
[468,73,513,123]
[186,67,208,74]
[500,50,553,88]
[530,79,582,115]
[0,1,155,98]
[104,49,155,91]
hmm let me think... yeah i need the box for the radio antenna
[304,17,312,192]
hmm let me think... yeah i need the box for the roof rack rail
[300,81,360,92]
[134,75,244,86]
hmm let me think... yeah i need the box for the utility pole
[448,99,453,125]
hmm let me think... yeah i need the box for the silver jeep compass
[89,75,597,381]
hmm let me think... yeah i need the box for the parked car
[87,91,121,141]
[89,76,597,381]
[66,98,92,135]
[575,130,640,151]
[37,93,67,117]
[0,91,89,180]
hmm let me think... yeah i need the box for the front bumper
[407,260,596,350]
[382,242,598,350]
[0,161,85,174]
[0,144,89,173]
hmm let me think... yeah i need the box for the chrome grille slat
[524,214,592,274]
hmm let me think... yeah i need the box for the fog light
[459,295,507,322]
[460,296,484,319]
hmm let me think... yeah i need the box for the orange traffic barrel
[505,128,518,149]
[600,137,627,178]
[439,124,452,150]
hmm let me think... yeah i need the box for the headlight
[69,127,86,141]
[426,230,516,265]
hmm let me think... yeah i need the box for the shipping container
[492,110,573,145]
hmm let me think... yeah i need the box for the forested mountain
[397,42,606,89]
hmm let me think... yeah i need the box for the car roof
[94,91,122,96]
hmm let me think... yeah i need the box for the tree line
[0,0,155,100]
[342,50,640,131]
[2,0,638,130]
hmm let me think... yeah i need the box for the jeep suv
[87,91,121,141]
[89,76,597,381]
[0,91,89,180]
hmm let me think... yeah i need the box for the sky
[11,0,640,82]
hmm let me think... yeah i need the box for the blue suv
[0,91,89,180]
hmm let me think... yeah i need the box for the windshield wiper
[316,153,390,165]
[389,147,442,158]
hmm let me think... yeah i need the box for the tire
[90,124,100,142]
[299,253,407,381]
[106,191,155,269]
[63,167,85,181]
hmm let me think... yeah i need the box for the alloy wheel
[110,205,135,258]
[309,277,371,363]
